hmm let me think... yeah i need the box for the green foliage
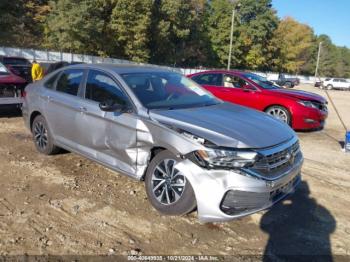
[0,0,49,48]
[110,0,152,62]
[45,0,116,56]
[269,17,314,74]
[1,0,350,77]
[149,0,211,66]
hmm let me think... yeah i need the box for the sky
[272,0,350,47]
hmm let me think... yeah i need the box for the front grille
[250,141,302,179]
[270,175,300,202]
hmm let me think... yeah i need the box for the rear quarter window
[44,72,60,90]
[56,69,84,96]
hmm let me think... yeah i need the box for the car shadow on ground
[260,181,336,262]
[0,107,22,118]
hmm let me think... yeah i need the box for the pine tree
[110,0,153,62]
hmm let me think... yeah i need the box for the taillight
[21,90,26,98]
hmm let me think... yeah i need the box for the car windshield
[244,73,281,89]
[0,62,9,75]
[121,72,221,110]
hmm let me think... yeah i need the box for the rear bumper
[0,97,22,105]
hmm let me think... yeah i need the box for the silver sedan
[22,64,303,222]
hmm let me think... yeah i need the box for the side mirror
[99,99,127,112]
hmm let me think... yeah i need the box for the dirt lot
[0,84,349,259]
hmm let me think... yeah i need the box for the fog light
[304,118,317,123]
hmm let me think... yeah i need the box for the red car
[188,70,328,130]
[0,62,27,108]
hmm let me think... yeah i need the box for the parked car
[0,56,32,83]
[0,62,27,108]
[321,78,350,90]
[273,73,300,88]
[22,64,303,222]
[314,79,323,87]
[188,70,328,130]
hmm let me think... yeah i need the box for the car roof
[65,63,176,74]
[0,55,30,60]
[188,69,246,76]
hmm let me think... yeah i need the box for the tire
[326,84,333,90]
[145,150,196,216]
[32,115,60,155]
[265,106,291,125]
[284,82,292,88]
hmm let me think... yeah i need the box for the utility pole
[227,8,235,70]
[315,41,323,78]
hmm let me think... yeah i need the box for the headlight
[297,100,318,109]
[190,148,258,169]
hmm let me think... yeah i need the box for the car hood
[149,103,295,149]
[269,88,327,103]
[0,73,26,84]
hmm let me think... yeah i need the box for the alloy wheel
[33,121,48,150]
[151,159,186,205]
[266,107,289,123]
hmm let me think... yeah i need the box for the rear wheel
[265,106,291,125]
[145,150,196,216]
[32,115,60,155]
[327,84,333,90]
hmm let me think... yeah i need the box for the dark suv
[0,56,32,83]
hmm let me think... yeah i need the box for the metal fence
[0,46,331,84]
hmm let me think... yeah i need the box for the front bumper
[293,108,328,130]
[175,152,303,222]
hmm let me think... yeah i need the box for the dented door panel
[75,99,139,176]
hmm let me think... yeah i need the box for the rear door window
[44,72,60,90]
[192,74,223,86]
[56,69,84,96]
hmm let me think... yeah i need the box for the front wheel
[265,106,291,125]
[145,150,196,216]
[327,84,333,90]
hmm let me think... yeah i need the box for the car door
[44,68,85,149]
[191,73,245,103]
[339,79,349,88]
[217,74,260,109]
[333,79,340,88]
[191,73,223,97]
[76,69,139,176]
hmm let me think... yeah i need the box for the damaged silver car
[22,64,303,222]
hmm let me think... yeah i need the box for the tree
[0,0,49,48]
[110,0,153,62]
[269,17,314,74]
[45,0,116,56]
[149,0,211,66]
[207,0,278,69]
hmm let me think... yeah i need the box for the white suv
[322,78,350,90]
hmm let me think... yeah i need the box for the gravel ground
[0,84,349,260]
